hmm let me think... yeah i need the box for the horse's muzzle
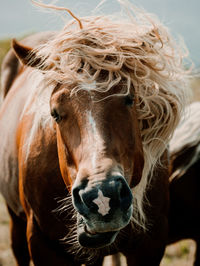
[72,175,133,248]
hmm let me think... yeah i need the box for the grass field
[0,38,199,266]
[0,39,10,67]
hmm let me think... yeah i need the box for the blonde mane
[25,0,191,230]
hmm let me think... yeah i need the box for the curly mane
[27,0,191,229]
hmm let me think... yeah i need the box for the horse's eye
[125,95,134,106]
[51,109,62,123]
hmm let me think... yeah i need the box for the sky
[0,0,200,66]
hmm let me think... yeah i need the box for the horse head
[12,39,144,248]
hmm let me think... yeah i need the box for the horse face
[50,83,144,248]
[12,40,144,248]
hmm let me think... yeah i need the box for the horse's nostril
[72,187,90,216]
[80,188,98,210]
[72,185,99,215]
[119,182,133,210]
[111,176,133,211]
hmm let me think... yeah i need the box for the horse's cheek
[56,128,74,191]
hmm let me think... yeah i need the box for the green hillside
[0,39,11,67]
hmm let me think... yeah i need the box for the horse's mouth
[84,225,97,235]
[77,225,119,248]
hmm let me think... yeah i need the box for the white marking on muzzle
[93,190,110,216]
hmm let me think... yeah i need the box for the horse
[168,101,200,266]
[0,2,189,265]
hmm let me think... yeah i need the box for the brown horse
[168,102,200,266]
[0,3,188,266]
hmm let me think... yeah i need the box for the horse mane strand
[31,0,83,29]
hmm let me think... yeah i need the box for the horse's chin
[77,225,119,248]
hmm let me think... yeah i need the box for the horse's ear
[12,39,42,68]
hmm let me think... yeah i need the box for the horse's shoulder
[1,31,55,98]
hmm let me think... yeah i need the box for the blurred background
[0,0,199,265]
[0,0,200,66]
